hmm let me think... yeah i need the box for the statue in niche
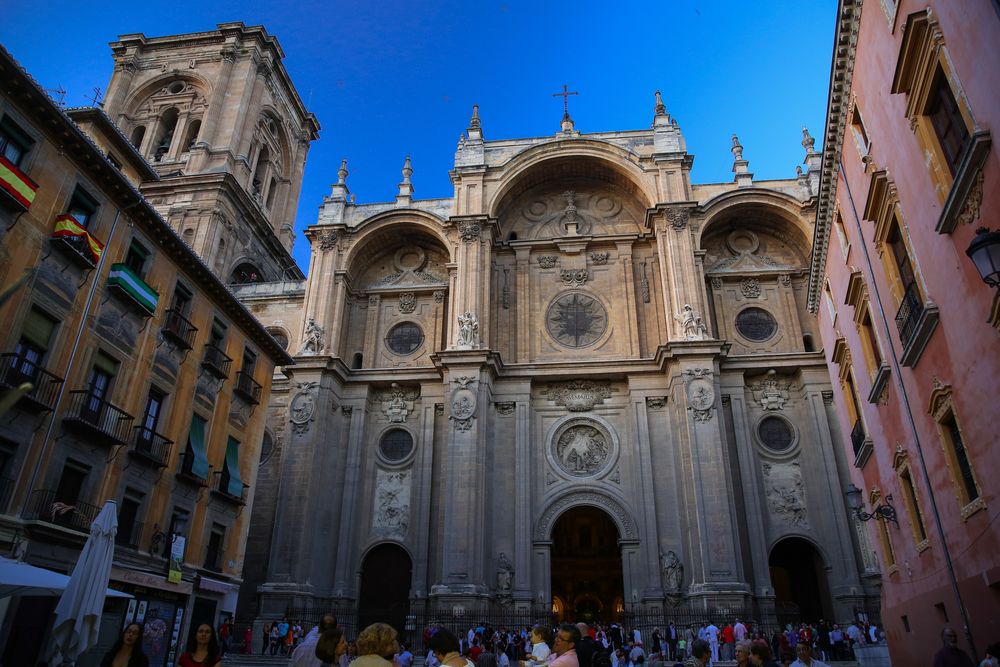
[496,552,514,595]
[660,549,684,593]
[299,317,325,355]
[457,311,480,348]
[675,304,709,340]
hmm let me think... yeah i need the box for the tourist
[218,618,230,656]
[722,623,735,661]
[100,622,149,667]
[430,627,476,667]
[178,623,222,667]
[523,624,552,667]
[577,623,597,667]
[734,640,751,667]
[704,621,719,664]
[684,639,710,667]
[748,644,778,667]
[789,643,829,667]
[734,620,747,644]
[398,642,415,667]
[316,627,347,667]
[551,623,581,667]
[354,623,400,667]
[291,614,338,667]
[261,622,271,655]
[933,627,975,667]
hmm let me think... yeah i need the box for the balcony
[115,519,144,550]
[107,263,159,316]
[894,282,940,367]
[22,489,100,533]
[175,449,208,487]
[50,214,104,269]
[0,154,39,212]
[129,426,173,468]
[211,470,248,507]
[233,370,262,405]
[62,390,134,447]
[201,343,232,380]
[0,352,63,412]
[851,419,873,469]
[161,308,198,350]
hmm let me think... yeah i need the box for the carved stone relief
[449,376,477,431]
[761,461,808,527]
[534,491,637,540]
[544,380,612,411]
[666,207,689,231]
[645,397,666,410]
[740,278,761,298]
[374,382,420,423]
[317,229,338,251]
[458,221,481,243]
[705,229,791,272]
[537,255,558,269]
[495,402,515,416]
[372,469,411,538]
[748,370,790,411]
[589,251,609,265]
[549,416,616,478]
[299,316,325,355]
[560,269,589,286]
[456,312,480,348]
[684,368,715,422]
[674,304,709,340]
[510,188,639,239]
[290,382,319,434]
[546,293,607,348]
[398,292,416,314]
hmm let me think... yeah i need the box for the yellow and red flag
[52,214,104,264]
[0,154,38,210]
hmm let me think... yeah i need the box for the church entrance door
[768,537,832,624]
[550,506,624,623]
[357,544,412,637]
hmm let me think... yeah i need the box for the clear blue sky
[1,1,837,273]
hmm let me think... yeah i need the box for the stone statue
[299,316,325,355]
[660,549,684,593]
[674,304,708,340]
[457,311,480,348]
[496,552,513,593]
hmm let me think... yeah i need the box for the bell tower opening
[550,506,624,623]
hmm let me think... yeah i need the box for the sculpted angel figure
[457,311,480,347]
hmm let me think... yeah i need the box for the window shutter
[21,308,56,349]
[92,350,119,377]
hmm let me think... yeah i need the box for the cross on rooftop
[551,84,578,117]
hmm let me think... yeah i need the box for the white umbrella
[48,500,118,666]
[0,556,131,598]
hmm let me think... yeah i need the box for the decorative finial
[654,90,666,116]
[401,155,412,183]
[469,104,481,129]
[337,159,348,185]
[731,134,744,160]
[396,156,414,205]
[801,126,816,153]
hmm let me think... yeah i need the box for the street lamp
[844,483,899,525]
[965,227,1000,288]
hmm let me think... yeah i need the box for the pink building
[809,0,1000,664]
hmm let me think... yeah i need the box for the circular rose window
[379,429,414,462]
[736,307,777,341]
[385,322,423,355]
[545,292,608,348]
[758,416,794,451]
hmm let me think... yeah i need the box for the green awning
[187,415,209,479]
[224,437,243,497]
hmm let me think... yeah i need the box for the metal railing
[894,281,924,345]
[0,352,64,411]
[213,470,248,505]
[234,370,262,404]
[201,343,232,379]
[22,489,100,533]
[131,426,173,467]
[162,308,198,349]
[851,419,867,458]
[115,519,144,549]
[62,390,134,447]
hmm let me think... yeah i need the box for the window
[850,103,870,158]
[137,387,166,447]
[171,283,193,316]
[379,429,414,463]
[267,328,288,350]
[81,351,117,424]
[385,322,424,355]
[859,308,883,370]
[845,271,884,382]
[123,239,150,277]
[758,416,794,451]
[833,210,850,260]
[66,186,99,228]
[899,466,928,545]
[169,506,190,538]
[182,119,201,151]
[204,523,226,571]
[834,336,871,467]
[926,67,970,176]
[152,108,178,162]
[872,489,896,570]
[823,280,837,322]
[735,307,777,342]
[941,412,979,505]
[182,415,210,480]
[55,460,89,506]
[259,431,274,464]
[209,318,227,348]
[929,380,982,518]
[116,489,144,548]
[11,307,57,384]
[129,125,146,150]
[0,116,33,166]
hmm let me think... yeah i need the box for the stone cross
[551,84,578,117]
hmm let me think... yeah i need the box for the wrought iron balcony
[50,214,103,269]
[234,370,262,404]
[62,390,134,447]
[115,518,144,550]
[0,352,63,411]
[129,426,173,468]
[175,449,209,487]
[161,308,198,349]
[201,343,232,380]
[850,419,867,458]
[211,470,248,506]
[22,489,100,533]
[895,281,924,346]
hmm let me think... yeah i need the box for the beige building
[238,97,880,632]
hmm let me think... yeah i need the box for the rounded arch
[256,105,293,171]
[696,188,813,257]
[488,140,655,218]
[359,538,416,564]
[767,532,831,566]
[534,488,638,541]
[229,259,266,284]
[122,72,213,118]
[341,210,453,277]
[768,534,833,624]
[357,542,413,636]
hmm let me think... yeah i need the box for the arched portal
[769,537,832,624]
[357,544,412,636]
[550,506,624,623]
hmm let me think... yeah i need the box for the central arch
[550,506,624,623]
[357,543,412,637]
[768,536,832,625]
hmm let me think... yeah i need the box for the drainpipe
[20,201,137,512]
[837,160,975,658]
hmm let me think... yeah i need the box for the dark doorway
[357,544,412,639]
[188,596,218,648]
[550,506,624,623]
[769,537,832,624]
[2,595,57,665]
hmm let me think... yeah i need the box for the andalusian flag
[52,214,104,264]
[108,263,159,314]
[0,154,38,210]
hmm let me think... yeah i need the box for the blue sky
[1,1,836,273]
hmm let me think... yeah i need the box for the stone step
[222,653,294,666]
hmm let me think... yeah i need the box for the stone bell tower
[101,22,320,282]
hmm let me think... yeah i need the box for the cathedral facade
[238,98,880,627]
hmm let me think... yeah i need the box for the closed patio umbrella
[48,500,118,666]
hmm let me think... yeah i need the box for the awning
[224,437,244,497]
[187,415,209,479]
[0,557,133,599]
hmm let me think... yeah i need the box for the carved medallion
[552,421,612,477]
[290,389,316,434]
[546,292,607,348]
[740,278,761,298]
[398,292,416,314]
[317,229,338,251]
[684,368,715,422]
[458,221,481,242]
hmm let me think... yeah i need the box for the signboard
[168,535,185,584]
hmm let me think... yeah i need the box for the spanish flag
[0,154,38,210]
[52,214,104,264]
